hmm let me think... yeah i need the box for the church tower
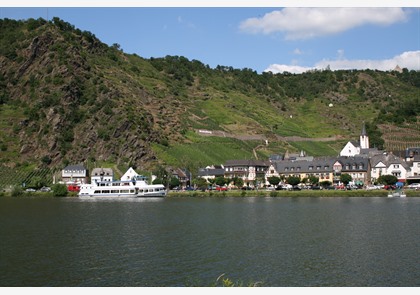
[360,122,369,150]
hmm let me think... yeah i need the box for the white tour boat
[79,173,166,198]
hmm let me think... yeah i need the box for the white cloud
[293,48,304,55]
[265,51,420,74]
[239,8,409,40]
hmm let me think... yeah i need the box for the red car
[216,186,228,191]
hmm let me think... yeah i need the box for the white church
[340,123,371,157]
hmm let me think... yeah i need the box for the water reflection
[0,197,418,287]
[65,197,165,203]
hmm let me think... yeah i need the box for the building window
[393,164,399,169]
[309,166,313,170]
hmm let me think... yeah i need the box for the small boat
[78,170,166,198]
[387,190,406,198]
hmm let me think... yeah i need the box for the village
[59,124,420,192]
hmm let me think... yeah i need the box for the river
[0,196,419,287]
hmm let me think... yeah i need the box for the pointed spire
[361,122,367,136]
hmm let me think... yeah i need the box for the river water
[0,196,419,287]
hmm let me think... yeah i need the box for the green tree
[215,176,227,187]
[169,177,181,189]
[30,176,47,189]
[267,176,281,186]
[340,174,352,186]
[232,177,244,188]
[193,177,208,190]
[377,175,398,185]
[308,176,319,185]
[286,176,300,186]
[52,184,68,197]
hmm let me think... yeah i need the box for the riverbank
[1,190,419,198]
[167,189,420,198]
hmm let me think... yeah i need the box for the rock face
[1,18,168,169]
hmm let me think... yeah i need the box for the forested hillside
[1,17,419,177]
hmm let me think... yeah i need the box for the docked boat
[78,171,166,198]
[387,190,406,198]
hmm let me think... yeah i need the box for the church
[339,123,373,157]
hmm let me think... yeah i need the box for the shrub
[52,184,68,197]
[11,185,23,197]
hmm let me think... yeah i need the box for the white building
[121,167,139,181]
[370,154,410,183]
[91,168,114,183]
[61,164,88,184]
[340,123,370,157]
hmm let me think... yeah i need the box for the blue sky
[1,4,419,73]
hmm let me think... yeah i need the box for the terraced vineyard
[379,123,420,152]
[0,166,58,189]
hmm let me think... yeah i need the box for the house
[369,153,410,183]
[121,167,139,181]
[405,147,420,162]
[197,165,225,182]
[273,157,336,184]
[406,155,420,183]
[171,168,192,188]
[224,160,269,187]
[62,164,88,184]
[334,157,369,186]
[91,168,114,183]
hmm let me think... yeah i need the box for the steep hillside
[1,18,419,176]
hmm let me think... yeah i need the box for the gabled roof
[63,164,86,171]
[336,156,369,171]
[225,160,269,167]
[369,154,410,170]
[197,168,225,177]
[92,168,113,176]
[274,157,336,173]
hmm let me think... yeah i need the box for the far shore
[167,189,420,198]
[1,190,419,198]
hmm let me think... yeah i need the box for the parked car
[216,186,228,191]
[365,185,381,190]
[241,186,254,190]
[25,188,36,192]
[309,185,321,190]
[282,184,293,190]
[406,183,420,190]
[384,185,396,190]
[40,187,51,192]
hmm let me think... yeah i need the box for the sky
[1,1,419,74]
